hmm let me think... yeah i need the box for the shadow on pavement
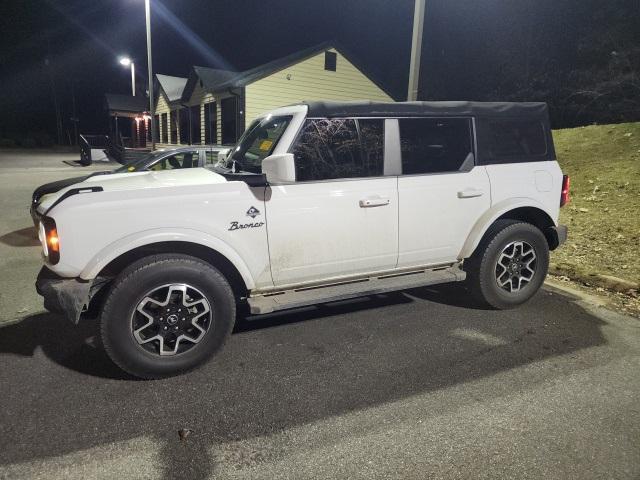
[0,284,608,479]
[405,281,494,310]
[0,312,134,380]
[0,227,40,247]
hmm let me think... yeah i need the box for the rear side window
[399,118,473,174]
[488,120,547,157]
[293,118,384,181]
[150,151,199,171]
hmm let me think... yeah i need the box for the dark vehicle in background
[30,145,231,227]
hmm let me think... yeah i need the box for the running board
[247,265,466,315]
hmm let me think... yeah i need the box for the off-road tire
[464,220,549,309]
[100,254,236,379]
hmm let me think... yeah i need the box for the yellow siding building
[154,42,394,149]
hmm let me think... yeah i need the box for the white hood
[37,168,227,213]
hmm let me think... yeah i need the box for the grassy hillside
[551,122,640,285]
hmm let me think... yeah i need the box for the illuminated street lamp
[119,56,135,96]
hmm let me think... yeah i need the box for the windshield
[114,150,167,173]
[215,115,292,174]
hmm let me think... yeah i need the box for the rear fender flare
[459,198,555,259]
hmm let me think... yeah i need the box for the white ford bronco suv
[35,101,569,378]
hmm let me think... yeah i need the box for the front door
[266,118,398,287]
[395,117,491,267]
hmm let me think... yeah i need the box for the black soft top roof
[303,100,549,118]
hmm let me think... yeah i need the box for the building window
[324,51,337,71]
[398,118,473,174]
[221,96,238,145]
[204,102,217,144]
[179,108,189,144]
[161,113,168,142]
[189,104,201,144]
[170,110,178,144]
[153,114,160,143]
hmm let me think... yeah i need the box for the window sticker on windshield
[259,140,273,151]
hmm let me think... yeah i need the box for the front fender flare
[459,197,556,259]
[79,227,256,290]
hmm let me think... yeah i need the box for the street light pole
[130,62,136,96]
[407,0,426,101]
[145,0,156,150]
[119,57,135,96]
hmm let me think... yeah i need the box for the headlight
[39,217,60,264]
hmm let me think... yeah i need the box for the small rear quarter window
[489,120,547,158]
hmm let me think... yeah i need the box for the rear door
[266,118,399,286]
[396,117,491,267]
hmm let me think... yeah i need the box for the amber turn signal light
[41,217,60,264]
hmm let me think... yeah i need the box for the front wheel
[100,254,236,379]
[464,220,549,309]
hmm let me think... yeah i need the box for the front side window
[293,118,384,181]
[217,115,292,174]
[399,118,473,174]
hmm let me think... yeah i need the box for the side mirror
[262,153,296,183]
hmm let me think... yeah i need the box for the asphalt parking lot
[0,151,639,479]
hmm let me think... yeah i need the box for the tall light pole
[119,57,135,96]
[145,0,156,150]
[407,0,426,101]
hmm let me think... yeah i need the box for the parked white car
[35,101,569,378]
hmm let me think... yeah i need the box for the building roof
[301,100,550,118]
[104,94,148,115]
[156,74,188,103]
[180,67,236,105]
[181,41,395,101]
[193,67,237,91]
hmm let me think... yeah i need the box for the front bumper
[36,267,93,324]
[30,203,42,228]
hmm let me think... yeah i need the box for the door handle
[457,188,484,198]
[359,196,390,208]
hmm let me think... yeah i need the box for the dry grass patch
[551,122,640,291]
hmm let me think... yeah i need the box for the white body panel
[458,161,562,259]
[397,167,491,266]
[41,168,272,289]
[37,168,227,212]
[266,178,398,286]
[485,161,562,222]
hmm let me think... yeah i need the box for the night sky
[1,0,638,140]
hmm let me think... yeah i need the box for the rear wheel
[100,254,236,379]
[465,220,549,309]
